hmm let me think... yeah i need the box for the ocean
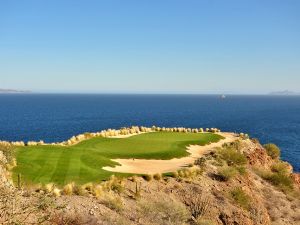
[0,94,299,172]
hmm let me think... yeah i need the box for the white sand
[103,132,238,174]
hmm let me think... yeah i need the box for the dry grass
[153,173,162,180]
[230,187,251,210]
[138,193,189,225]
[102,193,124,212]
[218,147,247,166]
[264,143,280,159]
[217,166,238,181]
[63,183,74,195]
[50,212,98,225]
[181,188,211,220]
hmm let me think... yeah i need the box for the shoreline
[0,126,223,147]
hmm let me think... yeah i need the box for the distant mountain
[269,90,299,96]
[0,89,31,93]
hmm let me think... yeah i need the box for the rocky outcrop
[0,131,299,225]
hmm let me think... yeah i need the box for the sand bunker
[103,132,238,174]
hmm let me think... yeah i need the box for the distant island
[0,88,31,93]
[269,90,299,96]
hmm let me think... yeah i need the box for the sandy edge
[103,132,238,174]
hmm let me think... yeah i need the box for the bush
[50,212,98,225]
[153,173,162,180]
[142,174,153,181]
[236,166,247,175]
[256,169,293,191]
[102,176,124,193]
[93,185,103,198]
[138,194,189,225]
[218,147,247,166]
[264,143,280,159]
[0,143,14,165]
[217,167,238,181]
[271,162,289,174]
[169,171,179,178]
[230,187,251,210]
[63,183,74,195]
[102,194,123,212]
[196,218,216,225]
[182,189,211,220]
[265,173,293,190]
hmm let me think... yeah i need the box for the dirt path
[103,132,238,174]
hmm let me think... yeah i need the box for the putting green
[13,132,223,185]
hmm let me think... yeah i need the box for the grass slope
[13,132,223,185]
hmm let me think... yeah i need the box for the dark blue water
[0,94,299,172]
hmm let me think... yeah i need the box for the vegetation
[142,174,153,181]
[217,166,238,181]
[218,147,247,166]
[271,161,290,174]
[138,194,189,225]
[102,193,124,212]
[13,132,222,185]
[264,143,281,159]
[256,167,294,192]
[230,187,251,210]
[0,142,15,166]
[182,189,211,220]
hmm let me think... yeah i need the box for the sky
[0,0,299,94]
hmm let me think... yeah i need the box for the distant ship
[220,94,226,99]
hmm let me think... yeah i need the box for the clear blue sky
[0,0,299,94]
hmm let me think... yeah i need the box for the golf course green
[13,132,223,185]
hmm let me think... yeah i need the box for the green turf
[13,132,223,185]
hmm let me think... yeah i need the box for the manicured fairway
[13,132,223,185]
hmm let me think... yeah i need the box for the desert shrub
[264,143,280,159]
[236,166,247,175]
[129,175,137,182]
[194,157,206,167]
[218,147,247,166]
[256,169,293,191]
[251,138,260,144]
[153,173,162,180]
[63,183,74,195]
[103,176,124,193]
[217,166,238,181]
[138,194,189,225]
[73,184,86,196]
[101,212,132,225]
[265,173,293,190]
[102,193,123,212]
[179,168,200,178]
[53,188,61,197]
[44,183,54,193]
[230,187,251,210]
[196,218,216,225]
[271,162,290,175]
[170,171,179,178]
[93,185,103,198]
[0,186,54,224]
[50,212,98,225]
[182,189,211,220]
[142,174,153,181]
[0,143,15,166]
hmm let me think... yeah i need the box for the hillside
[1,129,300,225]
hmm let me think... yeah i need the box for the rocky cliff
[0,135,299,225]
